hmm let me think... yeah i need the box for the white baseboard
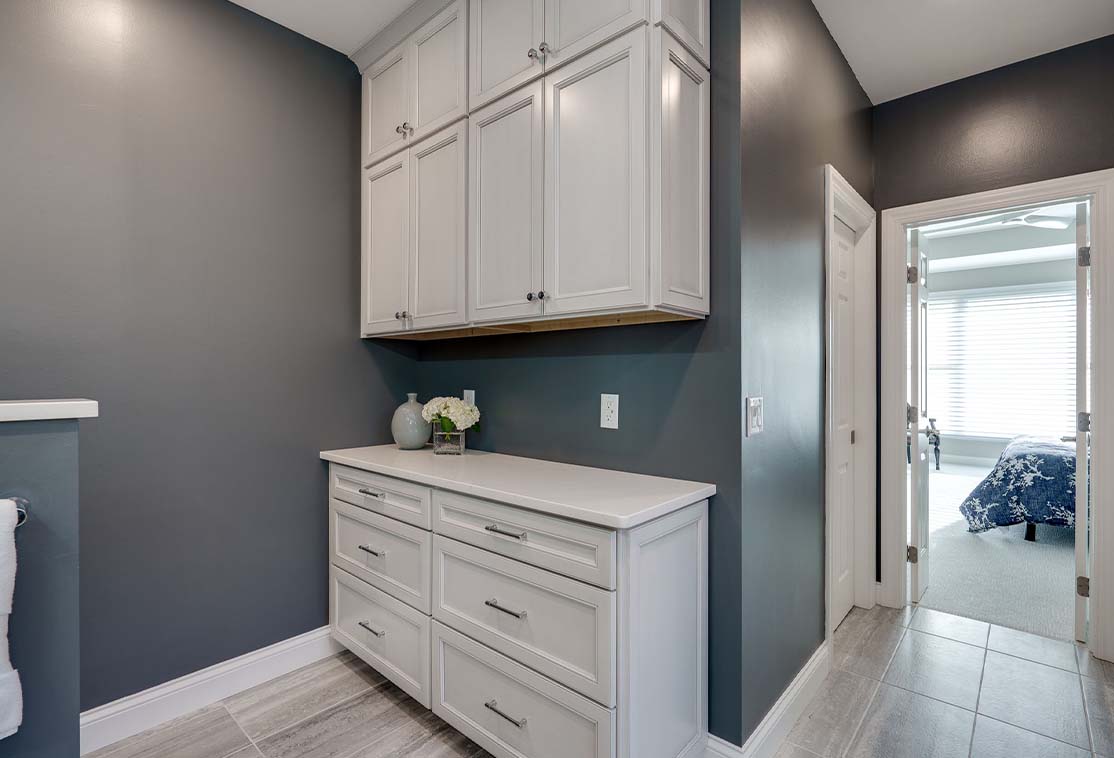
[704,641,831,758]
[80,626,343,755]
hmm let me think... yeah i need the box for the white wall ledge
[0,399,99,423]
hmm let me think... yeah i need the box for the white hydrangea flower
[422,396,480,431]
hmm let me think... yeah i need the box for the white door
[365,45,411,167]
[408,122,467,332]
[362,155,410,336]
[469,82,545,323]
[829,217,857,630]
[410,1,467,144]
[1076,200,1092,642]
[469,0,545,109]
[542,0,645,70]
[543,29,648,316]
[909,230,931,602]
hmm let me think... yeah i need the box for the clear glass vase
[432,428,465,455]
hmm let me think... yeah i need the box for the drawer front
[331,464,432,529]
[432,621,615,758]
[433,490,616,588]
[330,499,432,613]
[330,567,431,707]
[433,536,615,705]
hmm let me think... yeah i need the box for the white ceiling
[230,0,416,55]
[811,0,1114,104]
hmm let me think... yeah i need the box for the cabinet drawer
[433,621,615,758]
[330,567,431,708]
[433,490,616,588]
[330,499,431,613]
[331,464,432,529]
[433,536,615,705]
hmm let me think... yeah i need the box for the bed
[959,436,1077,538]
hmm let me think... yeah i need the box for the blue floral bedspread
[959,436,1077,532]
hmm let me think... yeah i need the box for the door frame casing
[824,165,878,638]
[879,168,1114,658]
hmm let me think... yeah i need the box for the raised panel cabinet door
[543,0,646,70]
[653,0,709,68]
[469,0,545,109]
[410,0,467,143]
[652,27,709,314]
[364,45,411,167]
[468,82,545,323]
[362,156,409,336]
[544,28,648,316]
[408,121,467,332]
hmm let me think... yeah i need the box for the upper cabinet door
[408,122,468,332]
[469,0,545,110]
[469,82,545,324]
[409,1,467,144]
[653,28,709,314]
[542,0,646,69]
[543,29,648,316]
[653,0,709,68]
[363,156,410,335]
[365,45,410,167]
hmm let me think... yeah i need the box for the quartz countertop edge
[0,399,99,423]
[320,445,715,530]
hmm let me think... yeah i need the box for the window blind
[926,282,1076,439]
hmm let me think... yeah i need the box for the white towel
[0,500,22,739]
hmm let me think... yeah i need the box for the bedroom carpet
[918,464,1076,641]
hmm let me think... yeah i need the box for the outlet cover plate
[746,396,764,436]
[463,389,475,405]
[600,394,619,429]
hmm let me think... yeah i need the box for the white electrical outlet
[600,394,619,429]
[463,389,475,405]
[746,396,764,436]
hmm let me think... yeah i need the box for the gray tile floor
[778,606,1114,758]
[90,652,491,758]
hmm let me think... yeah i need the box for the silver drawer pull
[358,544,386,558]
[358,620,386,638]
[357,487,384,499]
[484,523,526,540]
[484,699,527,728]
[485,598,527,620]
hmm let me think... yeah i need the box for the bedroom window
[927,281,1076,439]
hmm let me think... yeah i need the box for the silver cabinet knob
[538,42,551,56]
[401,310,410,319]
[526,292,535,301]
[395,311,402,319]
[536,290,546,300]
[395,124,405,134]
[401,121,413,134]
[527,48,539,60]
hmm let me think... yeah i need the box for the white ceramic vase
[391,393,431,450]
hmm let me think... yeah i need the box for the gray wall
[0,420,80,758]
[0,0,416,709]
[736,0,873,739]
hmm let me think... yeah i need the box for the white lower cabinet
[324,452,709,758]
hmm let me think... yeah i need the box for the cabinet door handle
[485,699,527,728]
[536,290,546,300]
[401,310,410,319]
[394,312,402,320]
[358,487,384,498]
[395,124,405,134]
[527,48,539,60]
[538,42,551,57]
[358,544,386,558]
[358,620,386,638]
[484,523,526,540]
[485,598,527,619]
[402,121,413,134]
[526,292,535,301]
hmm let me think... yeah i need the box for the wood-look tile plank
[908,608,989,648]
[833,607,907,680]
[1082,675,1114,756]
[225,747,265,758]
[224,651,384,739]
[1077,645,1114,684]
[883,629,985,710]
[988,626,1078,673]
[347,711,489,757]
[970,716,1090,758]
[785,669,878,757]
[978,650,1089,749]
[88,705,251,758]
[773,743,824,758]
[845,683,974,758]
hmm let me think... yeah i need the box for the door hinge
[907,404,918,426]
[1078,576,1091,598]
[851,429,856,445]
[1079,246,1092,268]
[906,265,918,284]
[1079,411,1092,433]
[907,545,919,564]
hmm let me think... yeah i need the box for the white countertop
[320,445,715,530]
[0,399,99,423]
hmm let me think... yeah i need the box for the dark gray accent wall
[0,0,416,709]
[874,34,1114,210]
[737,0,873,739]
[0,420,80,758]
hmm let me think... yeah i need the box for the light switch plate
[746,396,764,436]
[600,394,619,429]
[463,389,475,405]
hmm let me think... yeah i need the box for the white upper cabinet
[653,0,709,68]
[363,1,466,167]
[542,0,646,70]
[469,82,545,324]
[469,0,546,109]
[362,155,410,335]
[543,29,648,316]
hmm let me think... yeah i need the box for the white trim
[79,627,343,755]
[824,164,878,643]
[702,642,831,758]
[879,169,1114,661]
[0,399,98,423]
